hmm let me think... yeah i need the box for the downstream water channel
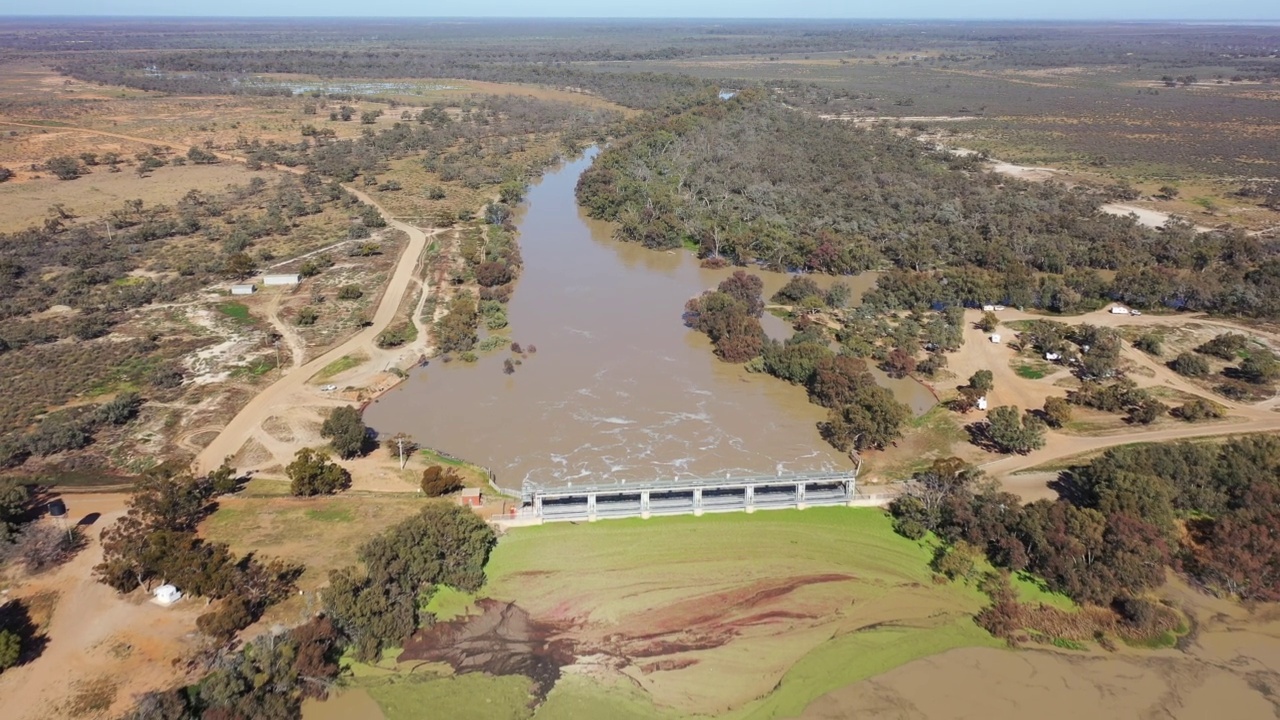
[365,149,935,490]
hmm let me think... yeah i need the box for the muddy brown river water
[366,149,934,489]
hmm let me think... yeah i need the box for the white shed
[976,396,988,411]
[989,334,1002,344]
[153,584,182,605]
[1045,352,1061,361]
[981,304,995,312]
[1109,306,1130,315]
[264,274,301,286]
[230,284,256,295]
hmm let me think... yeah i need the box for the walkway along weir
[510,469,890,524]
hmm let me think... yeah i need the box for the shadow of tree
[0,597,49,668]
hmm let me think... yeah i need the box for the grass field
[312,353,367,382]
[326,508,1020,720]
[216,302,253,324]
[202,494,425,623]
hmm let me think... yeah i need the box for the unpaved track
[0,495,205,720]
[965,307,1280,489]
[194,191,434,473]
[0,121,440,473]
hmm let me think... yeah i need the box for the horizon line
[3,15,1280,23]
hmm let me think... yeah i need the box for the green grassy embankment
[331,508,1069,720]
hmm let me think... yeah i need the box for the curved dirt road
[963,307,1280,489]
[194,190,432,473]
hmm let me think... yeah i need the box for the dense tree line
[892,436,1280,609]
[578,92,1280,320]
[60,50,715,111]
[321,503,496,662]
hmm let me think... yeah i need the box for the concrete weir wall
[513,471,887,524]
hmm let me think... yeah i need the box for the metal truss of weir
[517,470,866,522]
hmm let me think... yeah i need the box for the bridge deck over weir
[514,471,875,523]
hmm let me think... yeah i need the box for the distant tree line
[578,92,1280,321]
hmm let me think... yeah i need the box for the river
[365,149,934,490]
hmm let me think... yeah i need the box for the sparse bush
[1196,333,1248,360]
[287,448,351,496]
[295,306,319,326]
[1127,398,1169,425]
[46,156,83,180]
[376,322,415,349]
[1134,333,1162,356]
[196,596,254,642]
[1169,352,1210,377]
[336,285,363,300]
[1043,396,1072,428]
[4,524,82,573]
[1175,398,1225,422]
[420,465,464,497]
[320,406,370,459]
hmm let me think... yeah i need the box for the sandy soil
[0,494,205,720]
[1100,202,1215,233]
[938,307,1280,498]
[194,189,439,474]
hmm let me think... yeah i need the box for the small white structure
[230,284,256,296]
[1110,306,1131,315]
[1045,352,1062,361]
[153,584,182,606]
[990,334,1002,344]
[982,304,995,312]
[263,274,301,286]
[976,396,989,411]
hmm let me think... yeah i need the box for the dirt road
[954,307,1280,492]
[194,190,434,473]
[0,494,205,720]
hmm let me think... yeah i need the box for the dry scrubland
[0,57,618,482]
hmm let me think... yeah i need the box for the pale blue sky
[5,1,1278,20]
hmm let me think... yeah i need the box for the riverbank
[365,149,876,490]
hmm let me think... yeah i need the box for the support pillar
[745,485,755,513]
[693,487,703,517]
[534,495,543,518]
[587,493,597,522]
[796,482,807,510]
[641,490,651,519]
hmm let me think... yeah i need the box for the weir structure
[509,468,887,524]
